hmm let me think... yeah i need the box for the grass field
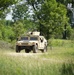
[0,39,74,75]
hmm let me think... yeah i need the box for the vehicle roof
[20,35,44,38]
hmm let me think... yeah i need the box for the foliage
[33,0,69,39]
[26,0,73,39]
[4,26,15,42]
[56,0,73,5]
[70,28,74,40]
[0,0,18,19]
[0,0,17,9]
[13,21,25,38]
[23,20,39,31]
[0,19,39,42]
[0,20,15,42]
[48,39,74,48]
[0,20,6,40]
[12,2,28,21]
[0,0,73,42]
[0,40,12,49]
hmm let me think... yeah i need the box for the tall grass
[0,54,61,75]
[0,39,74,75]
[48,39,74,48]
[60,62,74,75]
[0,53,74,75]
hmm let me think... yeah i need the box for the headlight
[19,43,21,45]
[16,42,21,45]
[28,42,32,45]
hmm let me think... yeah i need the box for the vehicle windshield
[21,37,28,40]
[30,37,38,40]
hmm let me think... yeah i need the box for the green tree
[0,20,6,39]
[10,0,72,40]
[12,3,28,21]
[22,20,39,32]
[27,0,69,39]
[0,20,15,41]
[56,0,74,27]
[56,0,74,6]
[13,21,25,38]
[4,26,15,42]
[0,0,18,19]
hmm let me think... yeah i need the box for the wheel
[42,45,47,53]
[25,49,30,53]
[16,45,21,53]
[33,45,38,53]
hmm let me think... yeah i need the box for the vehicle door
[39,37,45,49]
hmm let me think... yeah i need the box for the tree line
[0,0,74,42]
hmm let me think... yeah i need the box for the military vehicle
[16,31,47,53]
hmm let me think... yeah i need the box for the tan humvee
[16,31,47,53]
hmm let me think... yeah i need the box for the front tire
[16,45,21,53]
[33,45,38,53]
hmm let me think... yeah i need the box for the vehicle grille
[22,43,28,45]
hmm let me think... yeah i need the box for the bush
[48,39,74,47]
[0,40,14,49]
[70,29,74,40]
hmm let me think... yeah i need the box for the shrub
[0,40,13,49]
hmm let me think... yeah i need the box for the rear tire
[42,45,47,53]
[33,45,38,53]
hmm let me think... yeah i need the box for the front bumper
[16,42,35,46]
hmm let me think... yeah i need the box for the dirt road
[6,52,45,57]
